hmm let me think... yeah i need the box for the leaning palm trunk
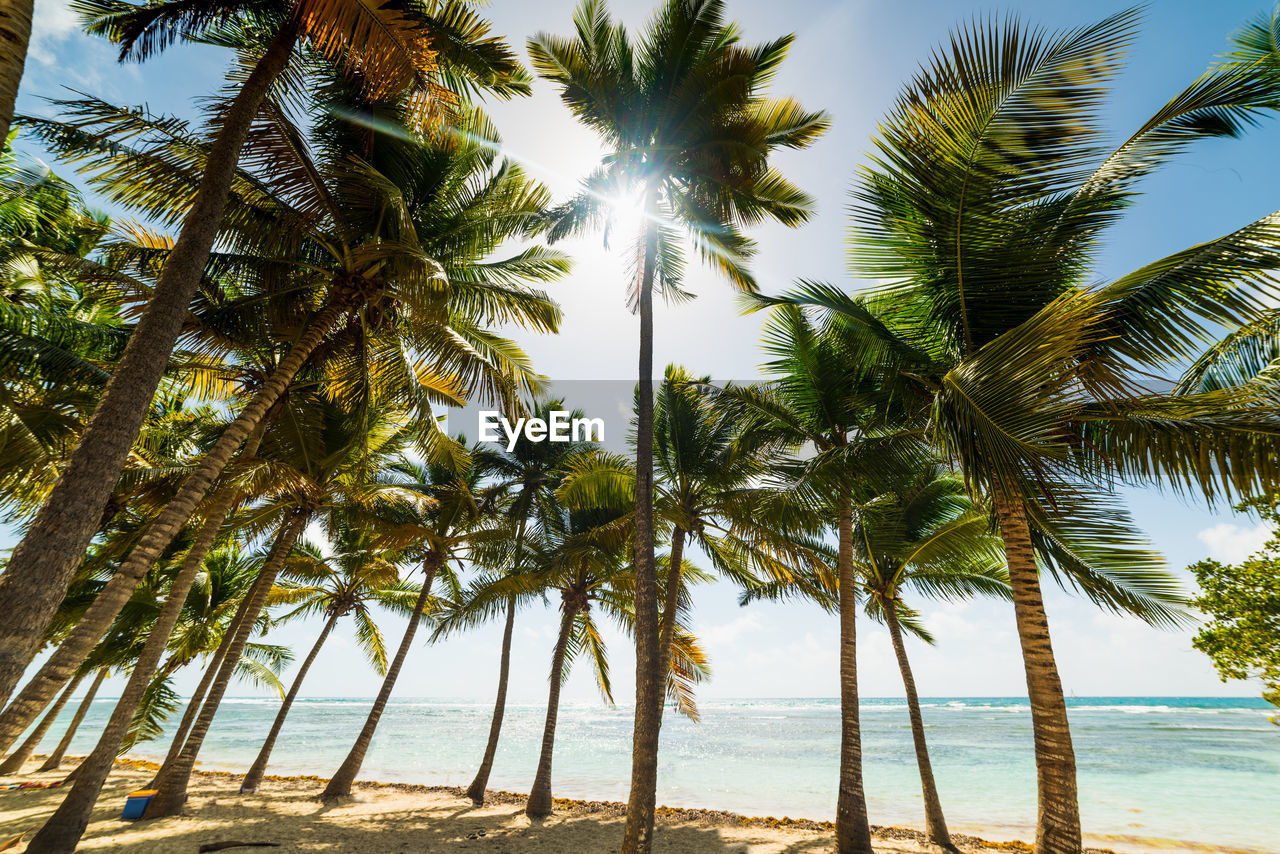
[525,598,580,817]
[0,314,325,753]
[25,512,303,853]
[149,585,253,789]
[466,594,517,805]
[0,670,83,775]
[0,0,32,144]
[239,610,340,793]
[655,527,686,710]
[321,561,438,799]
[0,26,300,708]
[835,490,873,854]
[622,216,662,854]
[37,668,106,773]
[140,511,308,822]
[884,599,953,851]
[993,494,1081,854]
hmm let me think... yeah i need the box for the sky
[8,0,1280,706]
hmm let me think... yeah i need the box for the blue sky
[9,0,1279,704]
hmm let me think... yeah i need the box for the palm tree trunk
[884,599,954,851]
[655,527,686,707]
[993,493,1081,854]
[0,25,300,710]
[836,489,873,854]
[622,212,661,854]
[321,561,438,799]
[139,511,307,823]
[37,669,106,773]
[239,610,339,793]
[0,671,83,775]
[0,306,332,751]
[149,587,252,789]
[466,594,516,805]
[525,599,579,818]
[0,0,33,144]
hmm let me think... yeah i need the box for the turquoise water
[40,696,1280,852]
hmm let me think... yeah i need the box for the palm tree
[713,304,923,854]
[439,400,595,805]
[773,11,1280,852]
[746,464,1010,852]
[239,527,421,793]
[139,392,417,819]
[320,452,497,799]
[0,0,529,708]
[0,146,121,516]
[0,408,265,757]
[528,3,827,846]
[25,391,394,848]
[0,399,230,757]
[0,0,32,144]
[4,96,563,747]
[558,365,824,717]
[458,498,709,818]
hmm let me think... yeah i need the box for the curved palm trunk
[239,610,340,793]
[993,494,1081,854]
[884,599,954,851]
[0,0,33,144]
[655,527,686,707]
[622,214,661,854]
[836,490,873,854]
[321,562,438,799]
[0,26,300,708]
[149,587,252,789]
[466,594,516,804]
[140,511,307,822]
[0,670,83,775]
[0,383,286,755]
[24,512,302,854]
[525,600,579,818]
[37,668,106,773]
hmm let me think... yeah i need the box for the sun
[604,188,648,250]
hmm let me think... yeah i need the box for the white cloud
[1197,521,1275,564]
[30,0,81,64]
[699,612,762,646]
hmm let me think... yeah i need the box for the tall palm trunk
[140,511,307,822]
[0,0,33,144]
[240,610,340,793]
[0,310,329,750]
[525,598,579,818]
[993,493,1081,854]
[884,598,954,851]
[466,594,516,805]
[835,489,873,854]
[0,26,300,708]
[622,213,661,854]
[37,669,106,773]
[321,561,438,799]
[655,527,686,702]
[149,585,252,789]
[0,671,83,775]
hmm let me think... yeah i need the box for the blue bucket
[121,789,157,820]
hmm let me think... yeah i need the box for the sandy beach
[2,757,1228,854]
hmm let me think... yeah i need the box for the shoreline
[4,756,1246,853]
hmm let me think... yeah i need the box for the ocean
[39,696,1280,852]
